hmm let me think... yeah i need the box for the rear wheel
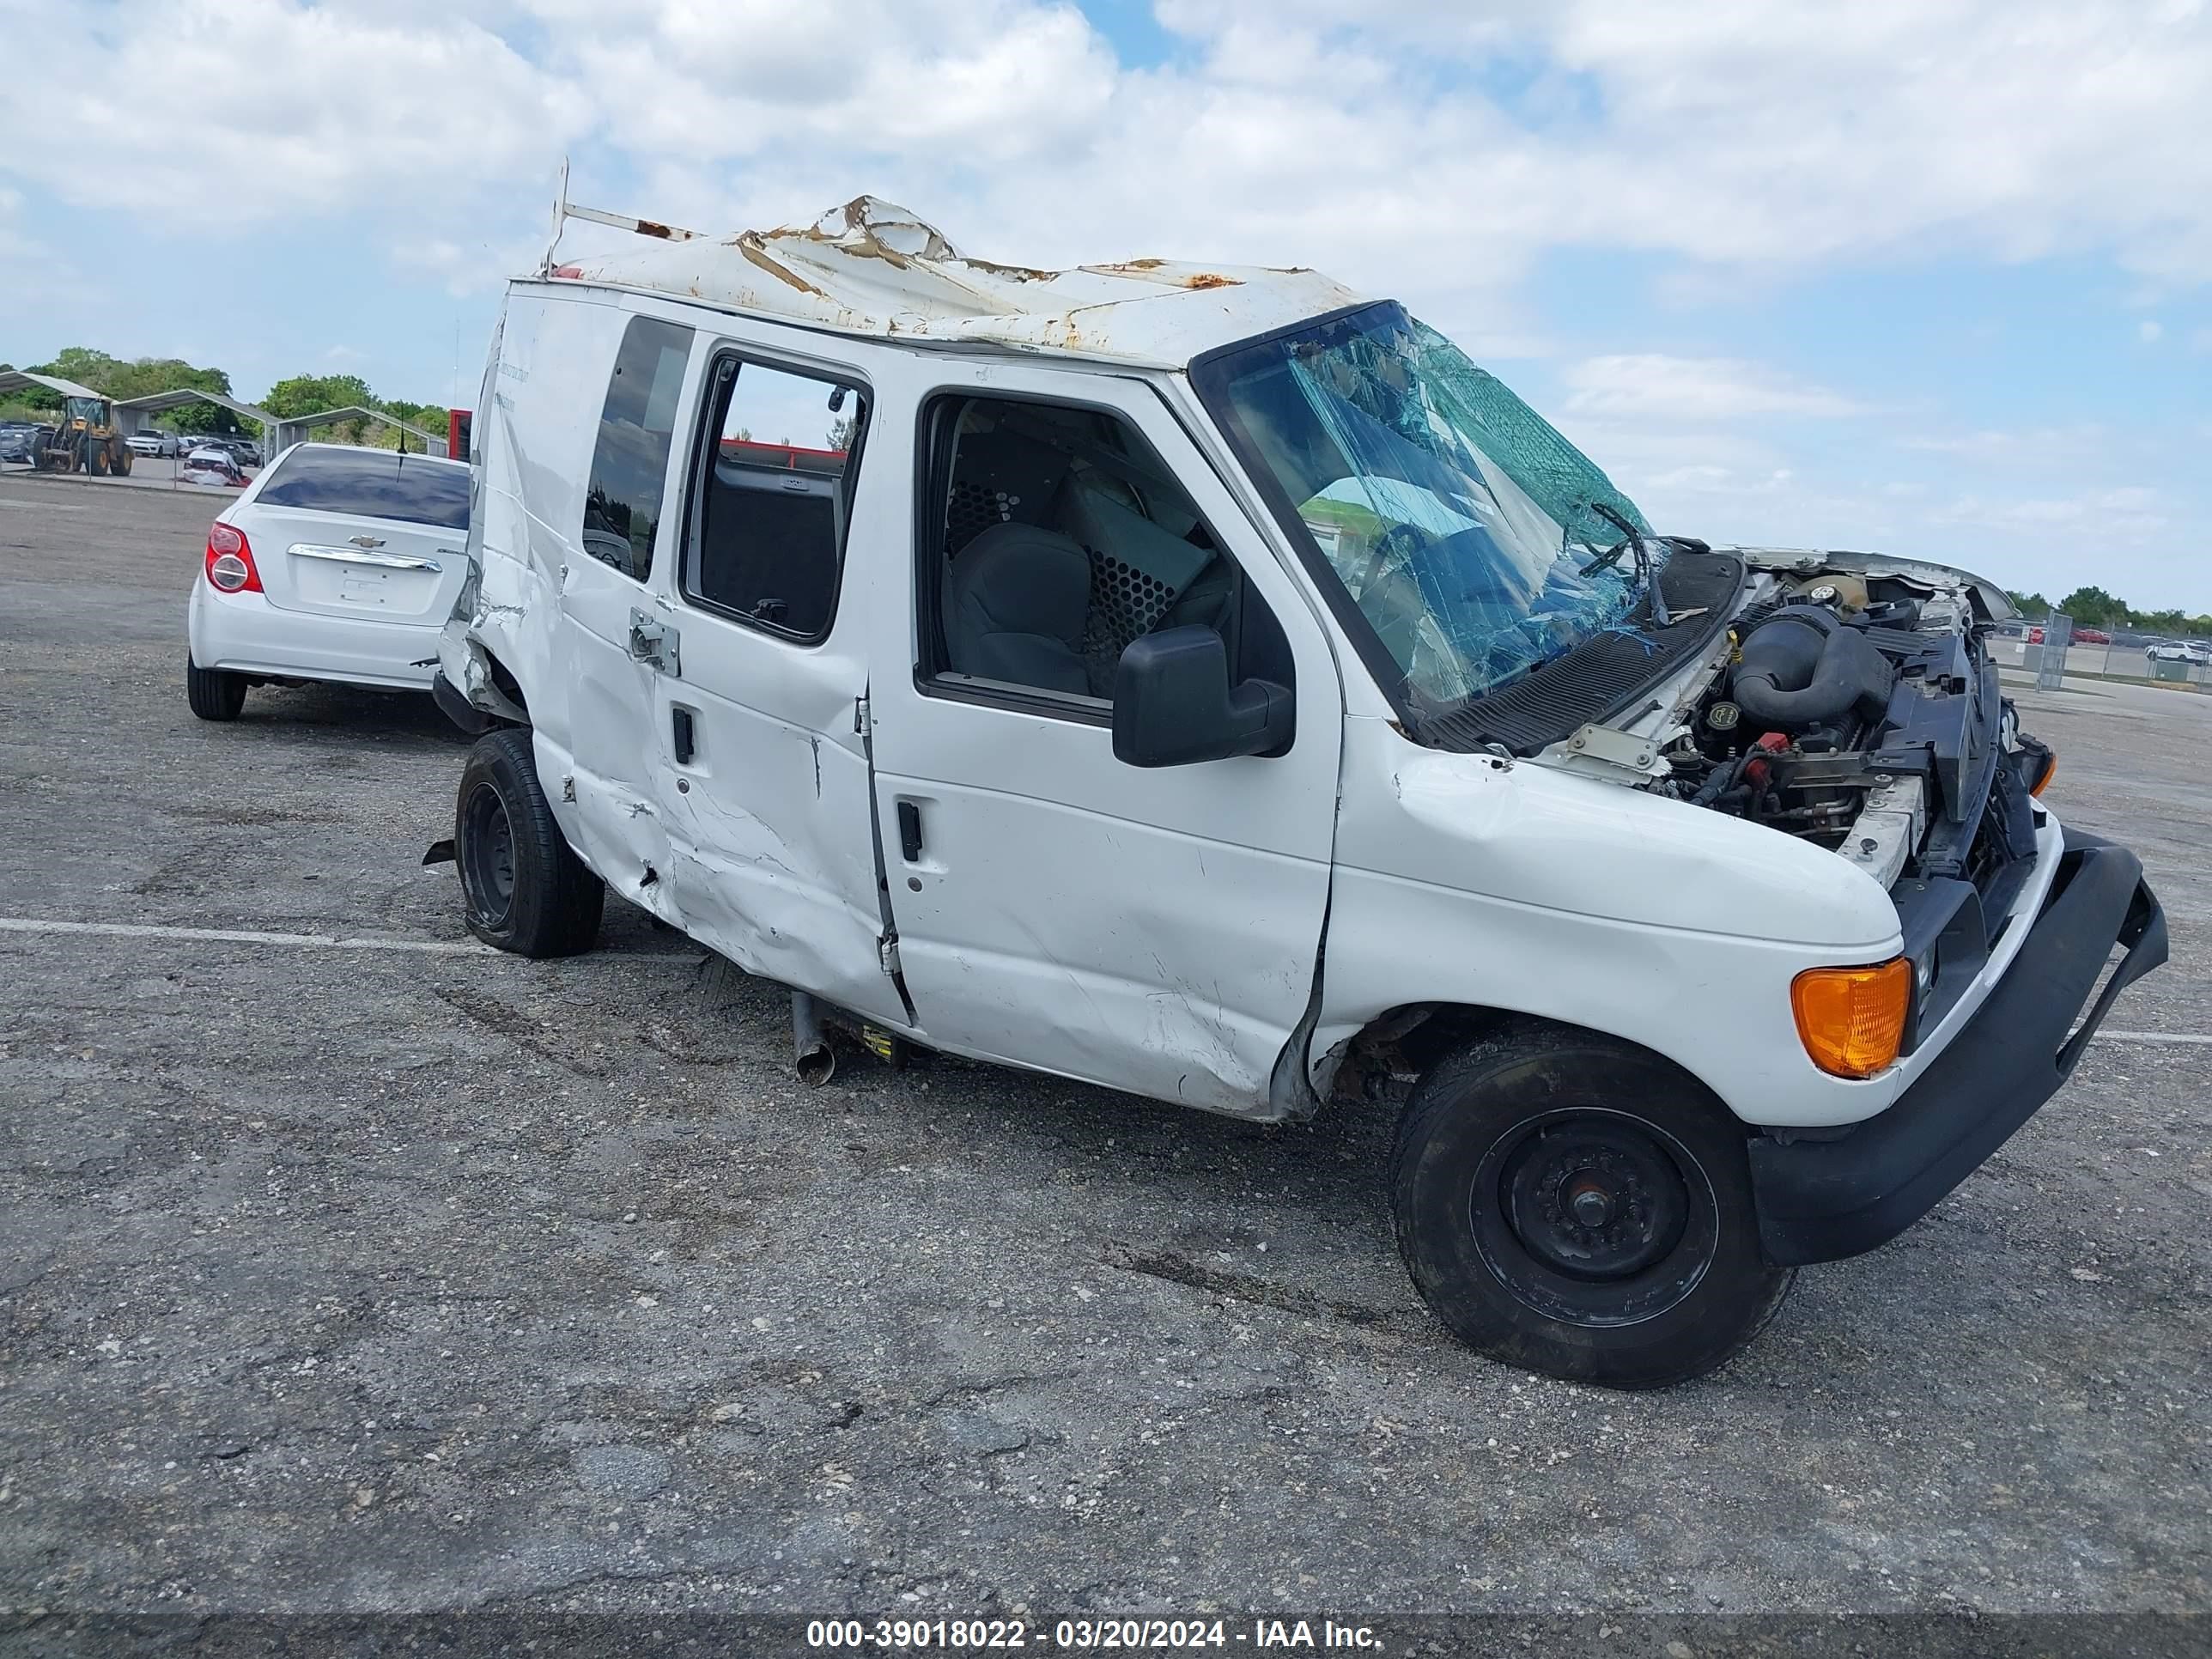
[185,653,248,721]
[455,727,604,957]
[111,443,132,476]
[84,445,107,477]
[1391,1023,1792,1389]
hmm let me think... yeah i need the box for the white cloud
[1561,355,1870,420]
[2140,319,2166,343]
[1173,0,2212,286]
[0,184,82,307]
[11,0,2212,300]
[1899,424,2106,463]
[1932,486,2171,538]
[2,0,2206,605]
[0,0,578,231]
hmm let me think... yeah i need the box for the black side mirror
[1111,626,1294,767]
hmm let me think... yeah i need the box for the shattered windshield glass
[1195,302,1655,707]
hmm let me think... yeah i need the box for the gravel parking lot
[1,474,2206,1643]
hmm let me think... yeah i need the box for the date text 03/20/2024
[805,1618,1382,1650]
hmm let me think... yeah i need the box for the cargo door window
[680,356,867,643]
[580,313,694,581]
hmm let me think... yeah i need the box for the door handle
[671,706,696,766]
[896,800,923,862]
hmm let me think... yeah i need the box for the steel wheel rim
[1468,1106,1717,1329]
[461,781,517,925]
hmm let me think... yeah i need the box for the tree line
[0,348,448,451]
[2004,586,2211,639]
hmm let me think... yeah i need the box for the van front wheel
[1390,1025,1791,1389]
[455,728,604,957]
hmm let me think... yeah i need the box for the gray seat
[943,521,1093,695]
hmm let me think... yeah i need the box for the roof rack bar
[541,157,705,273]
[563,202,704,243]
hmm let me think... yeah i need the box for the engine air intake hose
[1731,605,1895,730]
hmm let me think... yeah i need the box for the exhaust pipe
[791,991,836,1086]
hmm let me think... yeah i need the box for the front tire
[454,728,604,957]
[1391,1024,1792,1389]
[185,653,248,720]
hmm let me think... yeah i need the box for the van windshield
[1194,301,1655,708]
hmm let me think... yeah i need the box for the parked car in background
[127,429,183,458]
[228,438,264,467]
[185,442,471,720]
[2075,627,2112,645]
[0,422,44,464]
[2147,639,2211,665]
[180,446,250,488]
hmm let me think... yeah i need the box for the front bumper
[1747,831,2166,1267]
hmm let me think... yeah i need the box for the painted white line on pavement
[0,916,493,956]
[2098,1030,2212,1046]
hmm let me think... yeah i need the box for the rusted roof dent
[549,195,1365,369]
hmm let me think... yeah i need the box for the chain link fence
[1999,623,2212,688]
[2100,629,2212,685]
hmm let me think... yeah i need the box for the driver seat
[943,522,1093,695]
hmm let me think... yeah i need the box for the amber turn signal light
[2031,751,2057,797]
[1792,958,1911,1079]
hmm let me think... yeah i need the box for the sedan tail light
[205,521,262,592]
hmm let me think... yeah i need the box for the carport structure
[4,372,451,461]
[0,368,106,405]
[112,387,276,439]
[269,405,448,458]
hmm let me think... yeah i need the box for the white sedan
[185,442,471,720]
[2146,639,2212,665]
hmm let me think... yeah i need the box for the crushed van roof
[546,196,1370,370]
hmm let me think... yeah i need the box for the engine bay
[1651,562,2049,907]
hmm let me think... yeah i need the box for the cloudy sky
[4,0,2209,609]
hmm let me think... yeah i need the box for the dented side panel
[649,313,906,1024]
[1310,713,1926,1130]
[527,295,686,916]
[453,286,898,1009]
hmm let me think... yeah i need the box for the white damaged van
[434,193,2166,1388]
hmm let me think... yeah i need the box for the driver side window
[915,394,1291,714]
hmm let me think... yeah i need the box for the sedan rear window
[257,448,469,529]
